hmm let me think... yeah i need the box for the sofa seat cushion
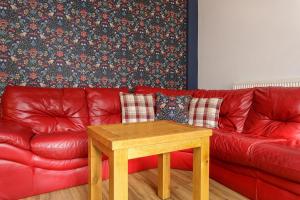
[244,87,300,139]
[193,88,253,133]
[0,143,89,170]
[252,141,300,183]
[210,130,285,166]
[86,88,128,125]
[31,132,88,160]
[0,120,33,150]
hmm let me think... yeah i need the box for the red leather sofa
[0,85,299,200]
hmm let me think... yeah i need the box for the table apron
[127,138,204,159]
[92,139,113,158]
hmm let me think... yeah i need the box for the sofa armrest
[0,120,34,150]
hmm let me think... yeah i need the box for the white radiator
[233,79,300,89]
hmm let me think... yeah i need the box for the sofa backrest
[135,86,194,96]
[86,88,128,125]
[244,87,300,139]
[193,88,254,133]
[2,86,89,134]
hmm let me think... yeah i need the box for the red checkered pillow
[120,92,155,123]
[188,98,223,128]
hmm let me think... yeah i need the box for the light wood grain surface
[88,138,102,200]
[193,138,210,200]
[23,169,249,200]
[109,149,128,200]
[88,120,212,200]
[158,153,171,199]
[88,120,211,150]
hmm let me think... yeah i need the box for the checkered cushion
[188,98,223,128]
[120,92,155,123]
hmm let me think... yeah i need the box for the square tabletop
[88,120,211,150]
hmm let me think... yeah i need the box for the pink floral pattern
[0,0,187,95]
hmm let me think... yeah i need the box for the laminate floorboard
[23,169,249,200]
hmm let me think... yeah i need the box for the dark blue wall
[187,0,198,89]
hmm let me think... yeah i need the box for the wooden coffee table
[87,120,212,200]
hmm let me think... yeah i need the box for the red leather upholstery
[193,89,254,132]
[210,130,285,166]
[0,119,33,149]
[135,86,194,97]
[0,160,34,200]
[283,138,300,147]
[174,87,300,200]
[1,85,300,200]
[244,87,300,139]
[210,158,258,200]
[2,86,89,134]
[251,141,300,183]
[86,88,128,125]
[257,170,300,196]
[0,155,158,200]
[0,143,33,166]
[0,143,88,170]
[31,131,88,160]
[256,179,300,200]
[172,152,300,200]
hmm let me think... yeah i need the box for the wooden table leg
[88,137,102,200]
[193,138,210,200]
[158,153,171,199]
[109,149,128,200]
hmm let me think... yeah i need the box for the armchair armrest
[0,120,34,150]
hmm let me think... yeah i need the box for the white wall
[198,0,300,89]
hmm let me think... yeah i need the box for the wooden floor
[23,169,249,200]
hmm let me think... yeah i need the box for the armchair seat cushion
[0,120,33,150]
[252,141,300,183]
[31,132,88,160]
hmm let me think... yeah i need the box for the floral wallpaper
[0,0,187,95]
